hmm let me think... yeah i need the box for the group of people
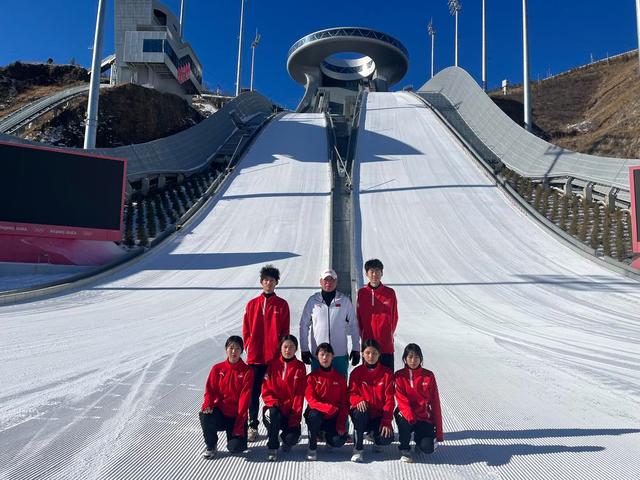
[199,260,444,464]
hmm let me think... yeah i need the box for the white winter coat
[299,291,360,357]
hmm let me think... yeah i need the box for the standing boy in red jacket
[242,265,290,442]
[356,259,398,370]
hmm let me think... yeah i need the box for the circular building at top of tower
[287,27,409,88]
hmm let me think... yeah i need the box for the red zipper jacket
[305,367,348,432]
[261,355,307,427]
[356,283,398,354]
[348,362,395,429]
[201,358,254,436]
[242,293,290,365]
[394,366,444,441]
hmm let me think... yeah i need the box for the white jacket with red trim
[299,291,359,357]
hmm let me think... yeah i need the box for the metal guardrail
[418,67,638,199]
[176,112,275,229]
[325,113,352,186]
[288,27,409,59]
[0,84,96,134]
[348,90,368,303]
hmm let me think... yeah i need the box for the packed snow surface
[1,97,639,479]
[352,92,640,478]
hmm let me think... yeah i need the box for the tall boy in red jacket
[242,265,290,441]
[356,259,398,370]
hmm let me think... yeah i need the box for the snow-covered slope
[1,94,639,480]
[0,113,332,479]
[353,91,640,478]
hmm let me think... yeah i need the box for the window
[143,39,163,53]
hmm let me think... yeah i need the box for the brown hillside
[0,62,89,116]
[489,52,640,159]
[22,83,204,148]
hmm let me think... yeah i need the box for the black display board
[0,141,125,231]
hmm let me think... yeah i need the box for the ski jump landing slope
[354,91,640,479]
[0,113,334,480]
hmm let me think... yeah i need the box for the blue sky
[1,1,638,109]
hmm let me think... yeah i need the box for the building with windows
[113,0,203,96]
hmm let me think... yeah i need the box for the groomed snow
[0,113,334,479]
[0,97,639,479]
[353,91,640,479]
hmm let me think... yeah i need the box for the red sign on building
[177,63,192,84]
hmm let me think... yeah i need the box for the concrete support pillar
[541,177,550,189]
[564,177,573,196]
[141,177,150,196]
[583,182,593,204]
[157,175,166,190]
[604,187,618,212]
[372,76,388,92]
[177,174,185,184]
[125,181,134,202]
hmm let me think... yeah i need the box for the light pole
[448,0,462,67]
[179,0,185,39]
[84,0,106,149]
[482,0,487,91]
[522,0,532,132]
[428,19,436,79]
[250,30,261,91]
[235,0,245,97]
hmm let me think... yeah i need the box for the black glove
[349,350,361,366]
[302,351,312,365]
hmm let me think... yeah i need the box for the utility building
[113,0,203,96]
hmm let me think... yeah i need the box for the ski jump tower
[287,27,409,115]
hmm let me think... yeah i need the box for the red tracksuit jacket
[394,366,444,441]
[242,293,290,365]
[261,355,307,427]
[201,358,254,436]
[356,283,398,354]
[348,362,395,429]
[305,367,348,430]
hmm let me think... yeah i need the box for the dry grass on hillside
[489,52,640,159]
[0,62,89,117]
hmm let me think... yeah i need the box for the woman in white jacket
[299,269,361,378]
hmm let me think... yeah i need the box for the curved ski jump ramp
[0,113,333,479]
[353,91,640,478]
[0,91,273,181]
[419,67,637,193]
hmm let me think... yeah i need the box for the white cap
[320,268,337,280]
